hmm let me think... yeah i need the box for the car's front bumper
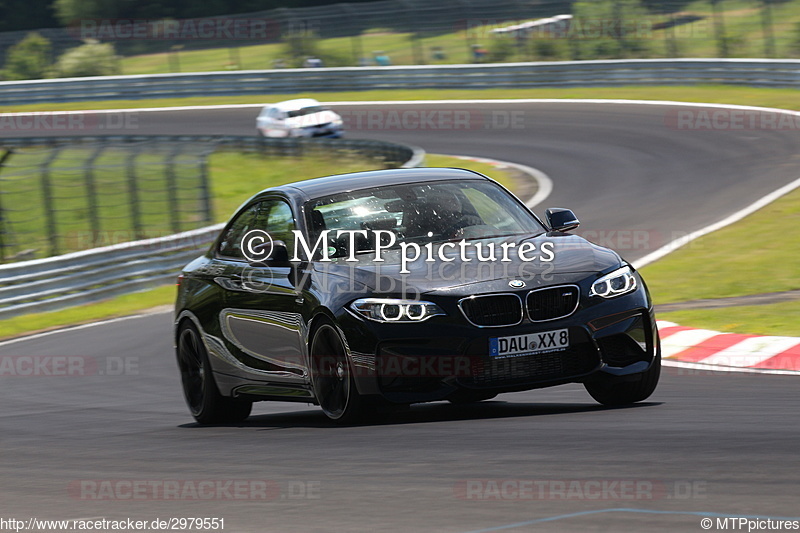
[338,289,659,404]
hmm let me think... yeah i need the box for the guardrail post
[198,147,214,225]
[0,149,13,262]
[126,148,144,240]
[761,0,776,58]
[40,147,62,257]
[165,143,183,234]
[711,0,728,58]
[228,46,241,69]
[84,145,105,249]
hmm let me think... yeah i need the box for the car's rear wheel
[177,322,252,424]
[309,320,365,423]
[584,353,661,406]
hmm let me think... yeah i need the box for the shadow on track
[178,400,662,430]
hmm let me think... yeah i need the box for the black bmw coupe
[174,168,660,424]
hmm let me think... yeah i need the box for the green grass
[108,2,800,76]
[0,285,177,340]
[641,187,800,304]
[0,153,518,340]
[0,146,215,257]
[208,149,386,222]
[658,301,800,337]
[6,86,800,114]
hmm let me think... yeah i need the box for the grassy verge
[0,153,518,340]
[642,187,800,304]
[643,186,800,336]
[108,1,800,75]
[658,301,800,337]
[4,86,800,113]
[0,285,176,340]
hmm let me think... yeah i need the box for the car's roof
[265,167,489,200]
[267,98,322,111]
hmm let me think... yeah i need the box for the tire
[309,319,366,424]
[584,353,661,406]
[176,322,252,425]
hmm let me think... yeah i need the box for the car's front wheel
[584,353,661,406]
[309,320,366,423]
[176,322,252,424]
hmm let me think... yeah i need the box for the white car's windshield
[287,105,328,118]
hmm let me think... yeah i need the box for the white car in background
[256,98,344,138]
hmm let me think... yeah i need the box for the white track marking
[0,309,172,347]
[662,359,800,376]
[699,336,800,367]
[6,97,800,116]
[661,329,721,358]
[446,154,552,207]
[633,175,800,268]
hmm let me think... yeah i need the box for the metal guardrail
[0,135,423,168]
[1,59,800,105]
[0,135,424,319]
[0,225,222,319]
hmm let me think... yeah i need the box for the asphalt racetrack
[1,101,799,532]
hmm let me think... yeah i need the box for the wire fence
[0,0,797,77]
[0,139,214,262]
[0,136,419,263]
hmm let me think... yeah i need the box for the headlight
[349,298,445,323]
[590,266,637,298]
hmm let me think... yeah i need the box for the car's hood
[312,233,623,297]
[286,110,340,128]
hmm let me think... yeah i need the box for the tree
[3,32,52,81]
[278,31,349,67]
[0,0,58,31]
[55,40,119,77]
[570,0,653,60]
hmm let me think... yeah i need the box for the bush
[531,38,563,60]
[55,41,120,78]
[571,0,652,59]
[278,31,350,68]
[3,32,51,81]
[488,38,517,62]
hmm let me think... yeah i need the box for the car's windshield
[307,179,544,257]
[287,105,328,118]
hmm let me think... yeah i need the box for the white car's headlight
[590,266,637,298]
[349,298,445,323]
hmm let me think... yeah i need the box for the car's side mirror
[545,208,580,232]
[248,240,291,267]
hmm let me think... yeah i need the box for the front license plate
[489,329,569,359]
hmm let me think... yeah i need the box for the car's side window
[217,199,296,261]
[217,202,270,260]
[264,200,296,258]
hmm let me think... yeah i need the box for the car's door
[216,198,308,383]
